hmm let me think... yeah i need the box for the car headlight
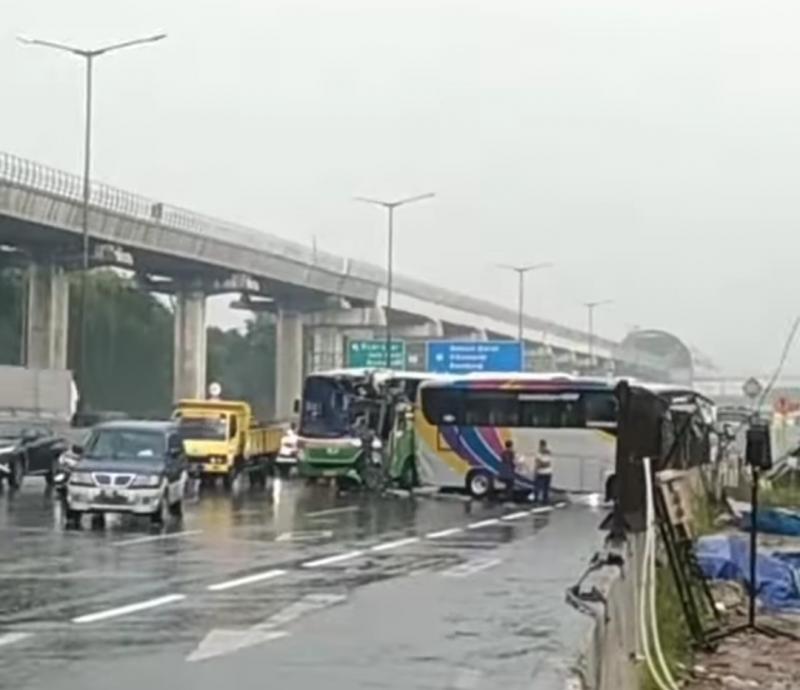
[70,471,94,486]
[0,445,17,457]
[132,474,162,488]
[59,454,79,468]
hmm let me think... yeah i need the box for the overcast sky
[3,1,799,374]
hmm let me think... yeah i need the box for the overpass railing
[0,151,670,370]
[0,151,350,276]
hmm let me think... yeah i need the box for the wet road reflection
[1,478,604,690]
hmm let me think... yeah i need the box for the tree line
[0,269,276,420]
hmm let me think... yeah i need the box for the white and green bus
[296,368,433,487]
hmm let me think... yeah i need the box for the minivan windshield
[84,429,165,460]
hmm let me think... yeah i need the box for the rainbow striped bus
[414,374,618,498]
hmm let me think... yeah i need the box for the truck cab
[173,399,280,489]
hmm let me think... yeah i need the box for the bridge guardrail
[0,151,671,370]
[0,151,350,276]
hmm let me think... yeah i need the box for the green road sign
[347,340,406,369]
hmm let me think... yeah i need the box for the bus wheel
[399,458,418,490]
[361,464,384,493]
[604,474,617,503]
[466,470,493,499]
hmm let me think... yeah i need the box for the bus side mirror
[293,399,300,415]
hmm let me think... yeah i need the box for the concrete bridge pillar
[275,309,304,420]
[173,289,207,401]
[308,327,345,373]
[25,263,69,370]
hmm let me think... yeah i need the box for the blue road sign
[426,341,524,373]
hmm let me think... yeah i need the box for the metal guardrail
[0,151,670,369]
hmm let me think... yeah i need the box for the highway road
[0,479,604,690]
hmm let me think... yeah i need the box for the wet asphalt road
[0,478,606,690]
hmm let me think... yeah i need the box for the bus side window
[463,391,518,427]
[584,392,617,427]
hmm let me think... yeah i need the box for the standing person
[533,439,553,504]
[500,439,516,500]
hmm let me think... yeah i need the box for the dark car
[65,421,188,527]
[0,421,68,489]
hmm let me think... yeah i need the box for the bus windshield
[299,376,358,438]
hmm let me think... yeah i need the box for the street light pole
[82,54,94,275]
[498,263,553,343]
[355,193,435,369]
[18,33,167,406]
[584,299,614,366]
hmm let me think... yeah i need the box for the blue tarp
[695,535,800,610]
[740,508,800,537]
[740,507,800,537]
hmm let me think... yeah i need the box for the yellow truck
[172,399,283,489]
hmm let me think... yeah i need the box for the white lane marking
[72,594,186,624]
[0,632,32,648]
[426,527,464,539]
[370,537,420,552]
[207,569,286,592]
[531,506,554,515]
[301,550,364,568]
[384,488,413,498]
[188,593,345,662]
[443,558,502,578]
[555,501,568,509]
[259,593,347,628]
[275,530,332,542]
[187,629,288,662]
[305,506,359,518]
[501,511,530,521]
[467,518,502,529]
[113,530,202,547]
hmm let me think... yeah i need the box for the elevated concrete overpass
[0,152,669,415]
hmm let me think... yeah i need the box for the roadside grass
[727,473,800,510]
[641,490,721,689]
[641,564,693,690]
[761,475,800,510]
[692,492,719,537]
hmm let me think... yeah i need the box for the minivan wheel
[168,496,183,518]
[65,508,82,529]
[8,458,24,490]
[151,492,168,526]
